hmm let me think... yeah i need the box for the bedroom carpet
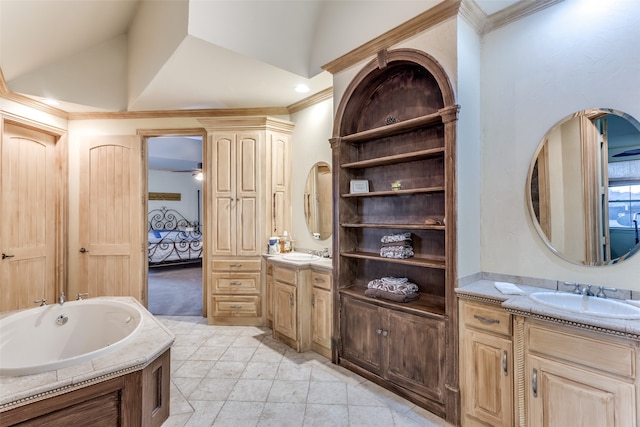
[148,265,203,316]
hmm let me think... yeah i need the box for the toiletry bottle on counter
[282,231,292,253]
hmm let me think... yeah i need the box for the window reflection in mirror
[304,162,332,240]
[528,109,640,266]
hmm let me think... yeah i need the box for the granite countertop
[0,296,175,411]
[264,252,333,270]
[457,280,640,339]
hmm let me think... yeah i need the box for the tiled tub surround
[0,296,175,412]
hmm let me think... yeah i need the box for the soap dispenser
[282,231,292,253]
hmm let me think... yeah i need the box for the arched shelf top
[333,48,457,138]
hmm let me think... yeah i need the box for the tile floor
[159,315,455,427]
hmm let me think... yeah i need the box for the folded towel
[380,232,412,244]
[380,245,414,259]
[367,278,419,295]
[381,277,408,285]
[494,281,526,295]
[365,288,420,303]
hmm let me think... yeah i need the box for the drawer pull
[229,305,242,309]
[502,350,508,376]
[532,368,538,398]
[314,277,326,283]
[473,314,500,324]
[376,328,383,335]
[229,282,242,286]
[311,294,316,307]
[230,263,242,267]
[290,293,294,307]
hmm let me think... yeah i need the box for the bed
[148,207,203,267]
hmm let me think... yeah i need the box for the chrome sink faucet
[59,291,66,305]
[580,285,594,297]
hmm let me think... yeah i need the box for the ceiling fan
[172,162,203,180]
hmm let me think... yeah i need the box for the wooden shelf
[340,250,446,269]
[341,147,444,169]
[340,111,444,143]
[339,286,446,318]
[341,186,444,198]
[340,223,445,231]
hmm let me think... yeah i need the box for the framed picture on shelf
[350,180,369,194]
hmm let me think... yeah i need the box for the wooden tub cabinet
[0,349,171,427]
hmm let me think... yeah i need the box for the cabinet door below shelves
[527,356,636,427]
[385,310,445,402]
[273,281,297,341]
[340,296,384,376]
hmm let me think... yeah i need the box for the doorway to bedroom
[146,133,205,316]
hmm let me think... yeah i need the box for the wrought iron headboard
[148,207,200,232]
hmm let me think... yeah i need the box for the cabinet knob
[382,330,388,337]
[79,247,89,253]
[376,328,383,335]
[311,294,315,307]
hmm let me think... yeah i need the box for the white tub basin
[0,298,143,376]
[529,292,640,319]
[282,252,320,261]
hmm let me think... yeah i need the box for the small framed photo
[350,179,369,194]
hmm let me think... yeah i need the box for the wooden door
[385,311,446,402]
[0,123,57,311]
[527,356,635,427]
[273,281,296,341]
[462,329,513,426]
[78,135,143,301]
[236,133,260,256]
[340,296,384,376]
[311,287,332,349]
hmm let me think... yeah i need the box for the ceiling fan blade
[613,148,640,157]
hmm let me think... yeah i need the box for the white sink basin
[282,252,320,261]
[529,292,640,320]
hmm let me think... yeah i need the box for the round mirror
[527,108,640,266]
[304,162,332,240]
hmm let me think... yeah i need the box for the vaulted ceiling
[0,0,520,113]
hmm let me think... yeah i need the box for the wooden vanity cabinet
[272,263,311,352]
[524,320,637,427]
[267,261,333,357]
[459,300,513,427]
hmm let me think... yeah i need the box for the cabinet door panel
[312,287,332,349]
[527,356,635,427]
[385,311,445,401]
[274,282,296,341]
[340,296,383,375]
[462,329,513,427]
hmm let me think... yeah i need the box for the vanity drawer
[211,296,261,317]
[311,270,332,290]
[461,300,511,337]
[527,322,635,379]
[273,265,297,285]
[213,259,261,271]
[212,273,261,294]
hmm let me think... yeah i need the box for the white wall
[480,0,640,288]
[289,98,334,252]
[148,170,203,226]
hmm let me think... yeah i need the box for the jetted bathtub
[0,298,144,376]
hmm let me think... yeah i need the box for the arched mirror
[304,162,332,240]
[527,108,640,266]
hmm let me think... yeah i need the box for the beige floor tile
[267,380,309,403]
[206,361,247,379]
[304,403,349,427]
[307,381,348,405]
[258,402,305,427]
[214,401,264,426]
[348,405,395,426]
[227,379,273,402]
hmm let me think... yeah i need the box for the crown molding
[287,87,333,114]
[321,0,461,75]
[484,0,564,33]
[459,0,487,34]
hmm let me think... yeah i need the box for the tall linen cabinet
[331,49,460,424]
[199,117,293,326]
